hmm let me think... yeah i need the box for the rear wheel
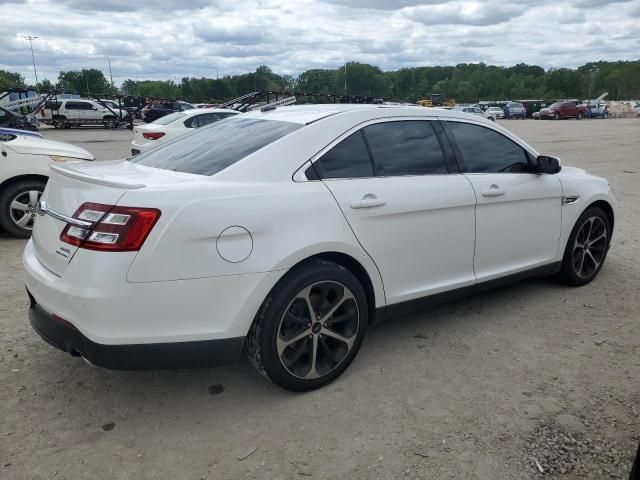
[558,207,611,286]
[0,179,46,238]
[103,116,118,129]
[247,259,368,391]
[52,115,67,129]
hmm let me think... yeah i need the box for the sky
[1,0,639,85]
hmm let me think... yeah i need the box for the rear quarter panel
[123,180,385,307]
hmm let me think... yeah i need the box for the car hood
[3,135,94,160]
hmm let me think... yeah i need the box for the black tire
[558,206,611,286]
[246,259,368,392]
[554,113,560,120]
[52,115,67,129]
[103,116,118,129]
[0,179,46,238]
[577,112,583,120]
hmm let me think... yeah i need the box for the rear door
[443,120,562,282]
[314,119,477,305]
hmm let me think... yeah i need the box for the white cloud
[0,0,638,85]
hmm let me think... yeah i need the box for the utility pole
[24,35,39,85]
[344,62,347,96]
[108,57,114,86]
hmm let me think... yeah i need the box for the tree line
[2,60,639,104]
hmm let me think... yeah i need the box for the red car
[538,101,587,120]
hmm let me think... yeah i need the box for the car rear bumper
[27,290,244,369]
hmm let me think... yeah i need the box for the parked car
[131,108,238,156]
[0,105,38,131]
[39,99,121,128]
[141,101,195,123]
[24,105,615,391]
[0,127,93,237]
[453,105,496,121]
[503,102,527,119]
[583,103,609,119]
[485,107,505,119]
[99,99,132,118]
[538,102,587,120]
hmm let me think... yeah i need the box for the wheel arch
[0,174,48,193]
[297,252,379,325]
[588,199,614,232]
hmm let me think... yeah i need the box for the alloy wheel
[9,189,42,231]
[571,216,607,279]
[276,281,359,380]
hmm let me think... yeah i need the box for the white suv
[0,127,93,237]
[39,99,120,129]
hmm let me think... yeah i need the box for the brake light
[142,132,165,140]
[60,203,161,252]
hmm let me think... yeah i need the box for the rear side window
[364,121,447,176]
[66,101,93,110]
[448,122,530,173]
[315,131,374,179]
[130,117,302,176]
[44,101,61,110]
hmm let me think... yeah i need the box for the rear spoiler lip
[50,163,146,189]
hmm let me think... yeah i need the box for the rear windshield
[153,112,187,125]
[129,117,302,175]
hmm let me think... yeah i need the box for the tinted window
[66,101,93,110]
[44,101,61,110]
[315,131,373,179]
[448,122,530,173]
[364,121,447,176]
[130,117,301,176]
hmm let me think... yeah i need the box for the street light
[23,35,39,86]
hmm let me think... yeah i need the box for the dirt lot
[1,119,639,479]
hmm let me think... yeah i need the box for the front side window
[130,117,302,176]
[448,122,530,173]
[364,121,447,176]
[315,131,374,179]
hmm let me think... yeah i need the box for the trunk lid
[31,160,201,276]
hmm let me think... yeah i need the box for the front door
[444,120,563,282]
[313,119,477,305]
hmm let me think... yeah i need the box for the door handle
[350,194,386,209]
[481,184,506,197]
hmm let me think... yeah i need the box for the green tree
[0,70,26,90]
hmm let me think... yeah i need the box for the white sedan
[486,106,506,119]
[24,105,615,391]
[0,128,93,237]
[131,108,238,156]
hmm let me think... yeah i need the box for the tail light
[142,132,165,140]
[60,203,161,252]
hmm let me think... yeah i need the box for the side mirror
[536,155,561,174]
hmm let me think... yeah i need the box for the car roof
[182,108,238,117]
[240,104,460,125]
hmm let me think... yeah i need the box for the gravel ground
[1,119,639,479]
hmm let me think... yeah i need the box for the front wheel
[554,113,560,120]
[247,259,368,391]
[558,207,611,286]
[576,112,583,120]
[0,179,46,237]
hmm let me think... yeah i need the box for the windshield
[130,117,302,176]
[152,112,187,125]
[548,103,562,109]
